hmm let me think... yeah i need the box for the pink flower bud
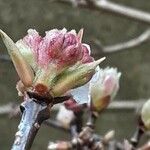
[14,28,100,99]
[36,29,66,67]
[64,98,85,112]
[59,43,83,67]
[81,44,94,63]
[23,29,42,60]
[19,28,93,69]
[62,32,77,49]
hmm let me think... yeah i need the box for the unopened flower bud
[141,99,150,130]
[90,67,121,112]
[56,105,75,128]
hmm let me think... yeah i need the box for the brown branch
[93,29,150,54]
[55,0,150,25]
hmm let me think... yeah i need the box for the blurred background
[0,0,150,149]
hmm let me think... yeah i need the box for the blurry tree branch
[0,100,146,116]
[0,103,69,131]
[93,29,150,54]
[0,103,17,116]
[0,54,11,61]
[55,0,150,25]
[44,119,70,131]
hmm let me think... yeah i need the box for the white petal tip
[0,29,5,38]
[0,29,3,33]
[96,57,106,64]
[0,29,14,45]
[79,28,84,33]
[101,56,106,61]
[104,130,115,142]
[78,28,84,42]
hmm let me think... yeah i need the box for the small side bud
[141,99,150,130]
